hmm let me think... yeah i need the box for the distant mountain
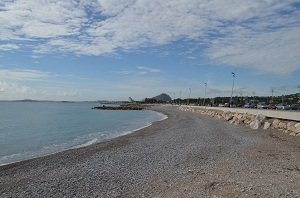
[152,93,172,102]
[14,99,39,102]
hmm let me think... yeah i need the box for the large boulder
[236,114,243,120]
[255,114,266,122]
[272,119,280,129]
[278,122,287,130]
[250,114,266,130]
[250,120,260,129]
[225,113,233,121]
[294,123,300,133]
[263,122,271,130]
[287,122,297,132]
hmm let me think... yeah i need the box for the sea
[0,101,167,166]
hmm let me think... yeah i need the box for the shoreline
[1,105,299,197]
[0,109,168,168]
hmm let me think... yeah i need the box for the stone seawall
[179,106,300,136]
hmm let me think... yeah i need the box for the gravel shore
[0,105,299,197]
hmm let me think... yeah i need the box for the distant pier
[92,104,144,110]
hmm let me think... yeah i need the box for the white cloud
[0,79,81,100]
[0,81,37,96]
[205,24,300,76]
[0,43,19,51]
[137,66,161,73]
[0,69,50,81]
[0,0,86,39]
[1,0,300,75]
[118,66,161,75]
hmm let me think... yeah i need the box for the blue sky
[0,0,300,101]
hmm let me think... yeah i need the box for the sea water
[0,102,167,165]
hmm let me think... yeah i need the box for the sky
[0,0,300,101]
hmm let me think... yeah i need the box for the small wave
[149,110,168,121]
[72,138,99,149]
[0,110,168,167]
[159,114,168,121]
[132,123,152,132]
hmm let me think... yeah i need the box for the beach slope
[0,106,299,197]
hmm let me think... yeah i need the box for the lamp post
[170,92,175,104]
[203,83,207,106]
[297,85,300,103]
[188,88,191,105]
[179,90,182,105]
[271,88,274,104]
[230,72,236,107]
[252,91,255,103]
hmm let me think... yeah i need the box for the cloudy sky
[0,0,300,101]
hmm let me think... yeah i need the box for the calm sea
[0,102,167,165]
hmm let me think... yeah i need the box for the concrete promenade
[181,105,300,121]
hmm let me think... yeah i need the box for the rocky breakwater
[179,106,300,136]
[92,104,144,110]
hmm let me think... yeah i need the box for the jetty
[92,104,144,110]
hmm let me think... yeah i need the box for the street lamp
[252,91,256,103]
[179,90,182,105]
[203,83,207,106]
[188,88,191,105]
[271,88,274,104]
[297,85,300,103]
[230,72,236,107]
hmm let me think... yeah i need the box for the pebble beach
[0,105,299,197]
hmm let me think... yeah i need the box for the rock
[216,115,222,119]
[92,105,144,110]
[178,108,300,136]
[295,123,300,133]
[236,114,243,120]
[232,116,238,122]
[234,120,241,125]
[286,122,297,132]
[272,119,280,128]
[249,114,266,130]
[289,132,297,136]
[278,122,287,130]
[255,114,266,122]
[263,122,271,130]
[225,114,233,121]
[250,120,260,129]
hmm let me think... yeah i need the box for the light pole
[169,92,175,104]
[188,88,191,105]
[230,72,236,107]
[203,83,207,106]
[281,87,287,104]
[297,85,300,103]
[179,90,182,105]
[271,88,274,104]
